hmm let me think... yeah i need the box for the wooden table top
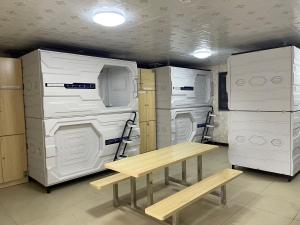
[105,142,219,178]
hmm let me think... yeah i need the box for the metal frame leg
[182,160,187,185]
[197,155,203,181]
[220,185,227,205]
[146,173,154,206]
[165,167,170,185]
[113,184,120,207]
[172,213,179,225]
[130,177,137,208]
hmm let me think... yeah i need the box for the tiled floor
[0,147,300,225]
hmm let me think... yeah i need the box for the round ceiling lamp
[93,12,125,27]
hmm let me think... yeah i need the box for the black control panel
[45,83,96,89]
[197,123,206,128]
[180,86,194,91]
[65,83,95,89]
[105,136,130,145]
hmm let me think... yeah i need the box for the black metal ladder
[201,106,215,143]
[113,111,137,161]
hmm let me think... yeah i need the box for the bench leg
[113,184,120,207]
[165,167,170,185]
[182,160,187,185]
[220,185,227,205]
[130,177,137,208]
[172,213,179,225]
[147,173,154,206]
[197,155,202,181]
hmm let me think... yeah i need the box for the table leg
[221,185,227,205]
[172,213,179,225]
[130,177,137,208]
[146,173,154,206]
[182,160,187,185]
[113,184,119,207]
[165,167,169,185]
[197,155,203,181]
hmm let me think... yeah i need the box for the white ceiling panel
[0,0,300,67]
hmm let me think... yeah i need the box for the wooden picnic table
[105,142,219,207]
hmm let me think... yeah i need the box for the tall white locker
[228,46,300,177]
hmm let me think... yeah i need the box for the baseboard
[0,177,28,189]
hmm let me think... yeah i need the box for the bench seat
[145,168,242,222]
[90,173,130,190]
[90,173,131,207]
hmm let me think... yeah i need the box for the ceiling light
[93,12,125,27]
[192,49,212,59]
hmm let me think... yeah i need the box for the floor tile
[180,200,243,225]
[223,207,293,225]
[291,219,300,225]
[22,211,81,225]
[262,179,300,203]
[247,195,300,219]
[0,203,17,225]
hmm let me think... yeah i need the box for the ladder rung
[209,114,216,117]
[128,124,137,128]
[204,136,212,139]
[122,139,133,144]
[206,125,214,128]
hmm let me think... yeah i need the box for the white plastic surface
[155,66,212,109]
[228,46,300,111]
[156,107,211,148]
[228,111,300,176]
[26,113,140,186]
[22,49,138,118]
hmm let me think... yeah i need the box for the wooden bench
[90,173,130,206]
[145,169,242,225]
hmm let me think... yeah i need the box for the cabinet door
[140,69,155,91]
[138,91,147,122]
[147,121,157,151]
[147,91,156,121]
[0,58,22,88]
[139,122,147,154]
[1,134,27,183]
[0,90,25,136]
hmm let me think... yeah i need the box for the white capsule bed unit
[227,46,300,112]
[26,113,140,188]
[155,66,212,109]
[156,107,212,148]
[22,49,138,118]
[22,49,140,191]
[229,111,300,177]
[228,46,300,180]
